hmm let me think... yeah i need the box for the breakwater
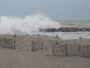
[39,27,90,32]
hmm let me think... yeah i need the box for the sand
[0,34,90,68]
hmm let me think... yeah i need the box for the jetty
[39,27,90,32]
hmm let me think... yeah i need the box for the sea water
[0,13,90,39]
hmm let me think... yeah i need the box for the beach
[0,34,90,68]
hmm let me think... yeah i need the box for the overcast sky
[0,0,90,20]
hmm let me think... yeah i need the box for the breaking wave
[0,13,60,34]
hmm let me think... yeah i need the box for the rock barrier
[39,27,90,32]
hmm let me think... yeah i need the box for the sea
[37,20,90,40]
[0,14,90,40]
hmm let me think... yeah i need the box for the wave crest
[0,13,60,34]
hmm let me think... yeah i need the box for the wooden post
[10,38,12,48]
[56,41,58,45]
[52,42,55,55]
[65,44,68,56]
[41,42,44,53]
[78,45,81,56]
[31,41,34,52]
[87,45,89,57]
[13,34,16,49]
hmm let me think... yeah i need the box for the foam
[0,13,60,34]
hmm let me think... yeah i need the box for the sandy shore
[0,34,90,68]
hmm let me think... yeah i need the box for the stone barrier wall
[40,27,90,32]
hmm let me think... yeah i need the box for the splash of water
[0,13,60,34]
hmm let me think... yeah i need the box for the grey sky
[0,0,90,19]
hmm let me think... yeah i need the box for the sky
[0,0,90,20]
